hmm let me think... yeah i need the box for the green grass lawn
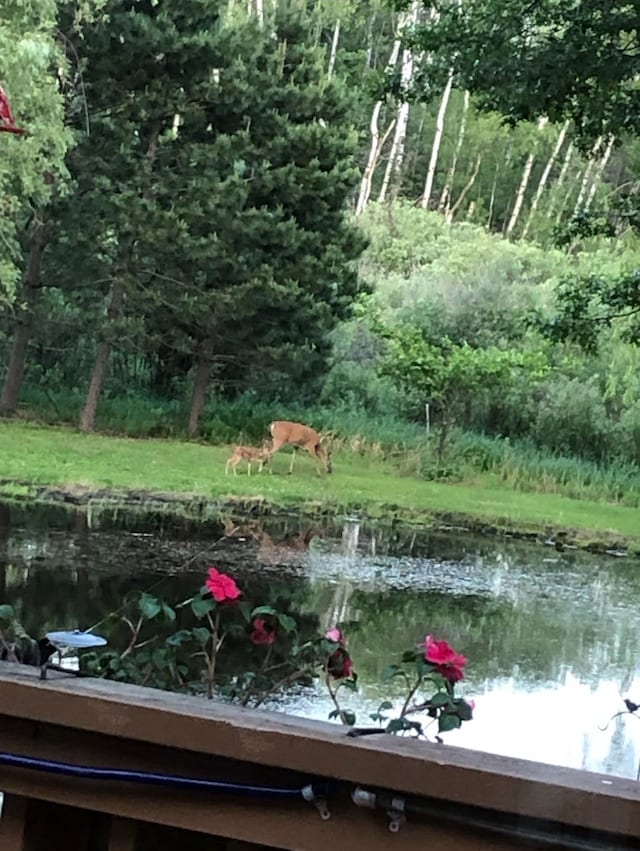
[0,420,638,544]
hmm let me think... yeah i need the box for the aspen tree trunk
[550,140,575,223]
[355,38,402,215]
[574,136,603,213]
[521,120,569,239]
[438,89,470,215]
[487,162,499,229]
[554,140,574,191]
[584,135,615,211]
[447,154,482,222]
[364,11,376,69]
[247,0,264,25]
[420,71,454,209]
[327,18,340,78]
[0,217,48,415]
[378,2,420,202]
[505,116,548,237]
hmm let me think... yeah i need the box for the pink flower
[325,627,344,644]
[327,647,353,679]
[423,634,467,683]
[250,617,276,645]
[205,567,241,603]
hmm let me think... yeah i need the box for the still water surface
[2,503,640,779]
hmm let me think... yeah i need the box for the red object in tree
[0,86,25,135]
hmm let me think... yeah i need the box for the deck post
[0,795,28,851]
[107,817,138,851]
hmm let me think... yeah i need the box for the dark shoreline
[0,479,636,559]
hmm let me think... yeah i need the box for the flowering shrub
[315,627,473,740]
[71,567,474,740]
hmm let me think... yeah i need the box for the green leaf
[161,603,176,621]
[191,596,216,618]
[456,700,474,721]
[438,713,462,733]
[277,613,297,633]
[0,604,14,621]
[338,677,358,693]
[381,664,402,682]
[377,700,394,712]
[238,601,252,623]
[166,629,192,647]
[251,605,278,617]
[386,717,423,736]
[192,627,211,646]
[429,691,451,709]
[328,709,341,720]
[342,710,356,726]
[139,593,162,619]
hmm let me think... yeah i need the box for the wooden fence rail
[0,663,639,850]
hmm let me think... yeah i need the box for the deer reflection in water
[221,519,318,565]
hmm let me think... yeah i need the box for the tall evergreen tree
[52,2,366,432]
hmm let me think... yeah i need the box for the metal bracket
[387,796,407,833]
[301,784,331,821]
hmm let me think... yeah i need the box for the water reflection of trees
[2,505,640,698]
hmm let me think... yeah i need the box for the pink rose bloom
[205,567,241,603]
[423,634,467,682]
[325,627,344,644]
[327,647,353,679]
[250,617,276,645]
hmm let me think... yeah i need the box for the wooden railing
[0,662,639,850]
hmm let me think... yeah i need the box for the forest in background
[2,0,640,503]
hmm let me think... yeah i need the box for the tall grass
[454,432,640,507]
[17,385,425,447]
[14,385,640,506]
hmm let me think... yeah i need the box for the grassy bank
[0,420,638,553]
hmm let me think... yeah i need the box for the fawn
[225,444,272,476]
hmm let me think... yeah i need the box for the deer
[225,443,272,476]
[268,420,332,475]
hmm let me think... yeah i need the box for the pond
[2,500,640,781]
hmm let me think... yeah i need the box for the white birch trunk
[327,18,340,78]
[584,134,615,211]
[521,120,569,239]
[555,140,574,190]
[378,55,420,199]
[364,11,376,69]
[550,140,574,223]
[438,89,470,215]
[487,162,499,229]
[574,135,603,213]
[249,0,264,25]
[420,70,454,209]
[377,3,420,202]
[505,116,548,237]
[355,108,397,215]
[447,154,482,222]
[355,37,402,215]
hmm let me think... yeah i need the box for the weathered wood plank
[0,662,638,845]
